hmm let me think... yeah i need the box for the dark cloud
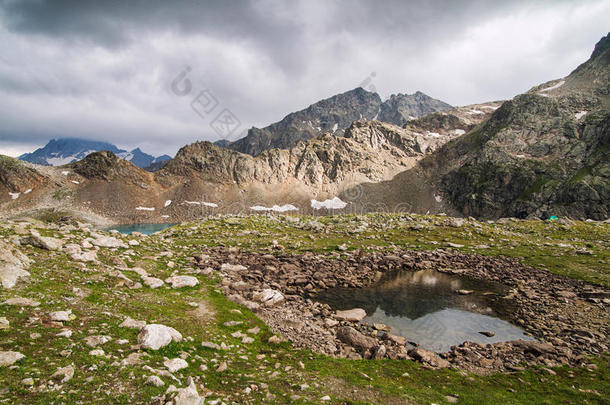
[0,0,608,156]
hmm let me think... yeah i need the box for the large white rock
[3,297,40,307]
[89,234,127,249]
[0,264,30,289]
[252,289,284,307]
[164,358,188,372]
[71,251,98,263]
[119,317,146,329]
[142,276,164,289]
[49,310,74,322]
[335,308,367,322]
[0,241,31,289]
[138,324,182,350]
[164,379,205,405]
[0,351,24,367]
[28,234,64,251]
[165,276,199,288]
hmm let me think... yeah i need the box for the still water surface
[103,223,176,235]
[316,270,536,352]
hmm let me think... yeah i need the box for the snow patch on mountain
[311,197,347,210]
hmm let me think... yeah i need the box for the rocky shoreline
[191,248,609,375]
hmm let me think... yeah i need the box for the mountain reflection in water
[316,270,536,352]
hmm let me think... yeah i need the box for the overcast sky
[0,0,608,157]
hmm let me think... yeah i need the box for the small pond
[103,223,177,235]
[316,269,536,352]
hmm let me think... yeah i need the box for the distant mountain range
[18,138,171,169]
[2,33,608,222]
[216,88,452,156]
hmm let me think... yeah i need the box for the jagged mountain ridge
[378,91,453,126]
[19,138,171,169]
[217,88,452,156]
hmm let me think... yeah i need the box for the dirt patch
[186,294,216,324]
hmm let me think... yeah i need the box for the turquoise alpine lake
[103,223,177,235]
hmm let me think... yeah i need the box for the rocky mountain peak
[378,92,453,126]
[218,87,451,156]
[72,151,149,184]
[18,138,170,169]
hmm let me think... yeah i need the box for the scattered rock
[445,395,459,403]
[0,264,30,289]
[387,334,407,345]
[252,289,284,307]
[336,326,377,353]
[0,317,9,329]
[142,276,164,289]
[49,310,74,322]
[201,341,221,350]
[119,317,147,329]
[21,378,34,386]
[220,263,247,272]
[3,297,40,307]
[56,329,73,338]
[84,335,112,347]
[335,308,366,322]
[146,375,165,387]
[138,324,182,350]
[456,289,473,295]
[216,361,228,372]
[479,331,495,337]
[159,378,205,405]
[408,348,450,368]
[164,358,188,373]
[89,235,127,249]
[0,351,24,367]
[24,234,64,251]
[165,275,199,288]
[51,364,75,383]
[446,242,465,248]
[121,352,146,366]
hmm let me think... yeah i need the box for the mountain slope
[220,88,452,156]
[19,138,171,169]
[349,33,610,220]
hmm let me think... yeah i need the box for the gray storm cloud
[0,0,608,156]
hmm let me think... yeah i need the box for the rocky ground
[204,247,609,375]
[0,213,608,404]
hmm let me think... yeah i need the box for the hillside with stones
[0,213,607,403]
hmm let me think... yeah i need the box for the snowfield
[538,80,565,93]
[311,197,347,210]
[250,204,298,212]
